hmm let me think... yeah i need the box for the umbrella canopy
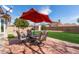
[20,8,52,23]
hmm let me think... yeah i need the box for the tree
[58,19,61,23]
[14,18,29,28]
[77,18,79,23]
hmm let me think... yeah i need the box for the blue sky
[0,5,79,24]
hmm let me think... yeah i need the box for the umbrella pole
[39,25,41,31]
[33,23,35,35]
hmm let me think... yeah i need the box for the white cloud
[61,15,79,24]
[39,6,52,15]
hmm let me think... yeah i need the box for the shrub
[8,34,15,40]
[14,18,29,28]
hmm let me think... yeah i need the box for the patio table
[30,34,40,39]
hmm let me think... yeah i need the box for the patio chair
[26,29,33,42]
[25,30,41,45]
[16,30,21,40]
[30,31,45,46]
[34,31,48,46]
[31,32,43,45]
[16,30,26,43]
[40,31,48,41]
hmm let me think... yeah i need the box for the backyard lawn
[48,31,79,44]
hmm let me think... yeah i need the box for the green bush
[8,34,15,40]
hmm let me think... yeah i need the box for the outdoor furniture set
[16,29,48,46]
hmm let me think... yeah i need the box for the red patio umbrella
[20,8,52,31]
[20,8,52,23]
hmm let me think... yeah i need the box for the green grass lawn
[48,31,79,44]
